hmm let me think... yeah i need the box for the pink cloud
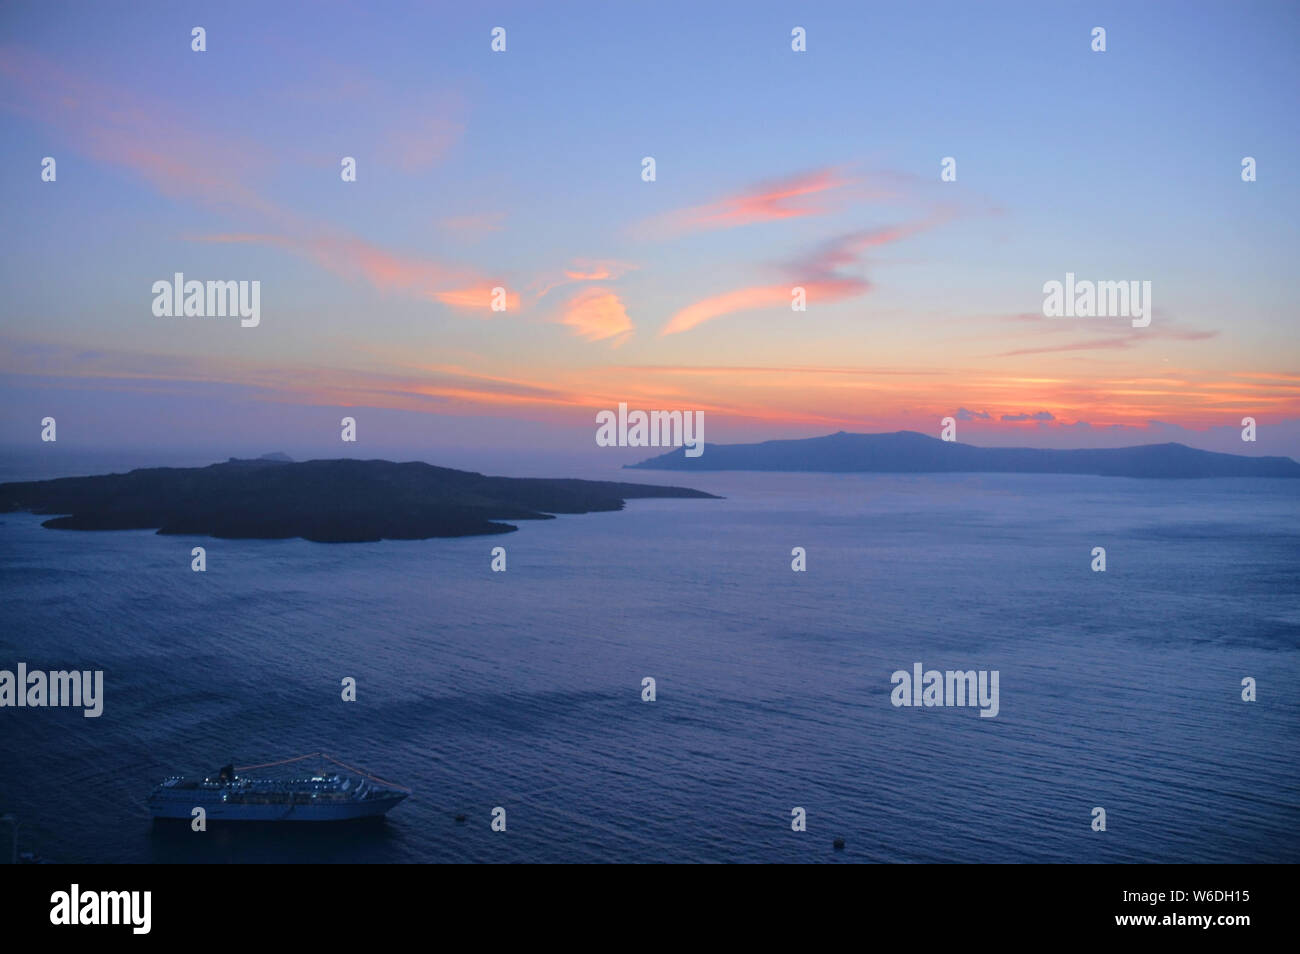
[639,168,854,237]
[661,285,790,336]
[530,259,639,302]
[563,259,637,281]
[560,288,634,345]
[434,284,519,313]
[660,279,868,336]
[661,217,943,335]
[190,233,510,313]
[2,45,495,312]
[0,45,282,220]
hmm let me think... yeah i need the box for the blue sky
[1,0,1297,465]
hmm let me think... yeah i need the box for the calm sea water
[1,467,1297,863]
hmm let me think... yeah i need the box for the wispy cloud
[7,334,1299,440]
[559,288,634,346]
[563,259,637,281]
[434,284,519,312]
[531,259,639,305]
[661,217,945,335]
[994,314,1218,357]
[190,232,513,313]
[636,167,858,238]
[787,221,938,279]
[1,45,496,312]
[0,45,280,219]
[660,285,792,336]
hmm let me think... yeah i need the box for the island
[0,457,719,543]
[628,430,1300,479]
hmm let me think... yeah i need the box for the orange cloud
[530,259,639,302]
[434,284,520,313]
[660,219,945,335]
[563,259,637,281]
[660,279,869,336]
[560,288,634,345]
[661,285,790,336]
[8,333,1299,438]
[190,232,513,313]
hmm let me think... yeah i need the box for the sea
[1,454,1297,863]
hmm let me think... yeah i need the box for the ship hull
[148,793,407,822]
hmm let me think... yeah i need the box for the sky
[2,0,1298,469]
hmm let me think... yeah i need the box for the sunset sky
[2,0,1298,466]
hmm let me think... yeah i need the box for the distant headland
[628,430,1300,479]
[0,457,718,543]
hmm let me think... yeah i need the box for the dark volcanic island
[0,457,719,543]
[629,430,1300,479]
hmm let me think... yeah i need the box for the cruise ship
[147,754,410,823]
